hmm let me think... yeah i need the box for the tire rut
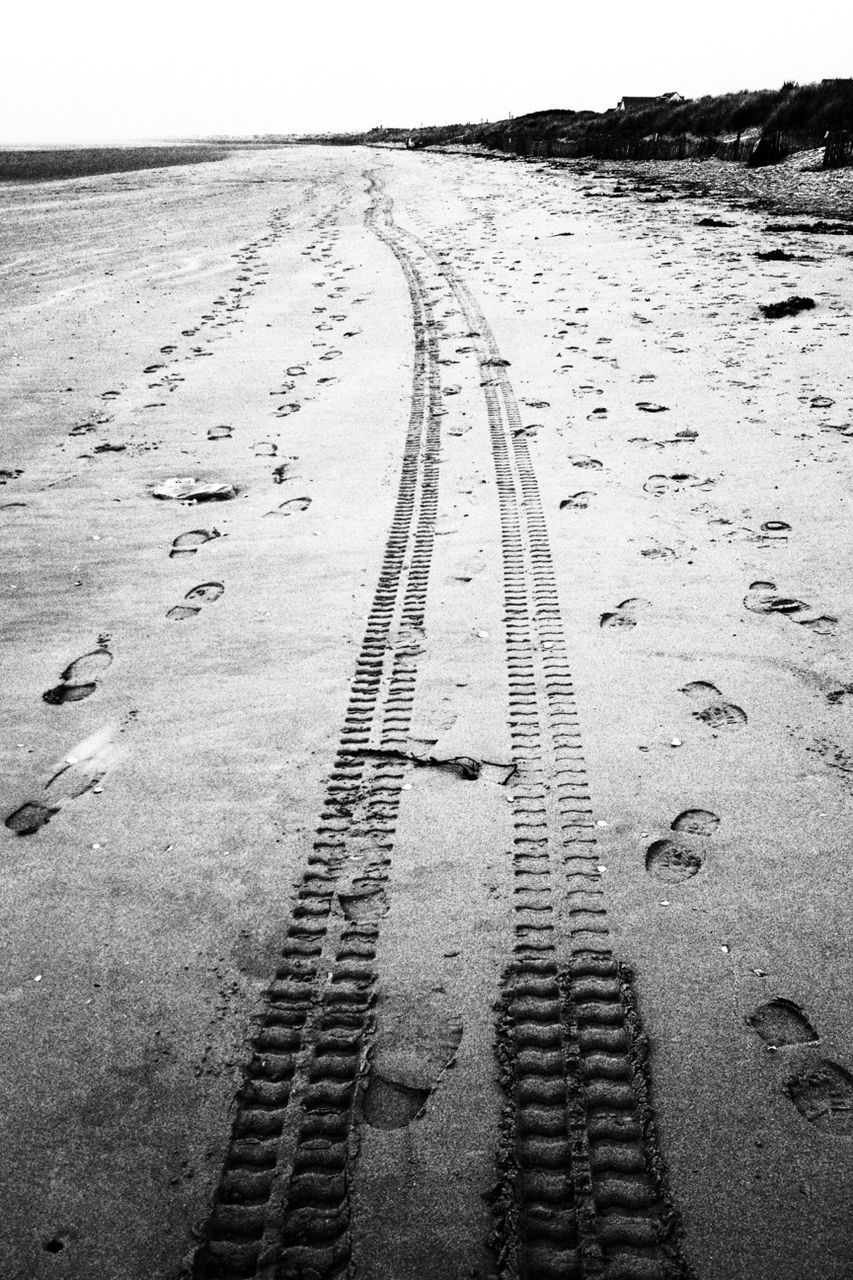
[406,231,690,1279]
[193,178,443,1280]
[194,171,689,1280]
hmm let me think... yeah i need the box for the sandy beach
[1,143,851,1280]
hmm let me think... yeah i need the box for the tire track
[401,232,691,1278]
[193,181,443,1279]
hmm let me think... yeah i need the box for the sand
[1,144,851,1280]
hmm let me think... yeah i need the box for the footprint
[748,998,819,1049]
[339,886,389,922]
[758,520,791,549]
[645,839,703,882]
[681,680,747,730]
[640,543,675,559]
[570,455,603,470]
[5,802,58,836]
[207,425,233,440]
[265,496,311,517]
[43,724,120,804]
[785,1061,853,1135]
[744,580,837,634]
[252,441,277,457]
[184,582,225,604]
[637,401,669,413]
[5,724,125,835]
[169,528,221,559]
[671,808,720,836]
[645,808,720,883]
[43,646,113,706]
[362,1076,430,1128]
[274,403,300,418]
[363,992,463,1131]
[560,492,593,511]
[166,582,224,620]
[644,473,713,496]
[42,681,97,705]
[600,597,651,629]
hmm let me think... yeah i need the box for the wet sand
[1,145,851,1280]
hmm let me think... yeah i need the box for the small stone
[671,737,682,747]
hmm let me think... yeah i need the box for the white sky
[3,0,851,144]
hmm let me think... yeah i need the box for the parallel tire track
[402,233,691,1280]
[193,179,443,1280]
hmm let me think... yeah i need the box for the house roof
[619,92,684,109]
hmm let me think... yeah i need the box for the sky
[3,0,852,144]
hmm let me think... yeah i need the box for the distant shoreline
[0,144,228,183]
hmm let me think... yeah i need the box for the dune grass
[316,80,853,168]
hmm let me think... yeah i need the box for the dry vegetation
[314,80,853,169]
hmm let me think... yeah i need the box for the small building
[617,92,685,111]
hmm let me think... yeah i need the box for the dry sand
[1,144,851,1280]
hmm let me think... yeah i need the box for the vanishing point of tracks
[193,173,689,1280]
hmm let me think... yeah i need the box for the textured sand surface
[1,146,851,1280]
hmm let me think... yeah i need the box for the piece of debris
[347,747,516,785]
[759,296,816,319]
